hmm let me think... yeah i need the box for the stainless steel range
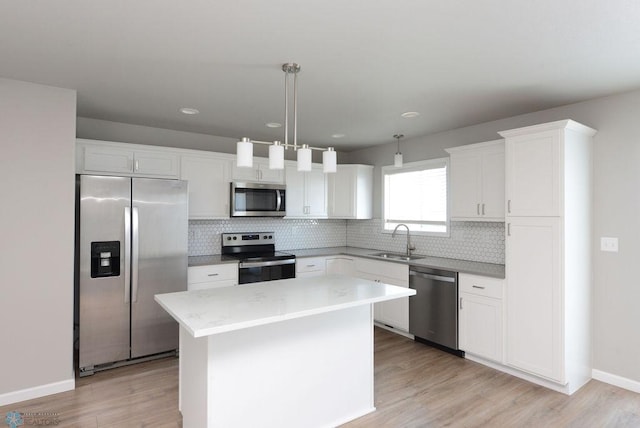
[221,233,296,284]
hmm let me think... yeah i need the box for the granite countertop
[188,254,239,267]
[188,246,505,279]
[155,275,415,337]
[291,246,505,279]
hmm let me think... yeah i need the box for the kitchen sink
[368,252,425,262]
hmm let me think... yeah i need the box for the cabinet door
[285,166,306,217]
[328,166,355,218]
[326,257,355,276]
[505,216,562,382]
[257,163,285,184]
[134,151,179,178]
[83,145,134,174]
[181,156,230,219]
[459,293,503,362]
[449,152,482,219]
[506,131,560,216]
[231,161,259,181]
[481,150,505,219]
[305,167,327,217]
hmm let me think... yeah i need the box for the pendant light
[235,63,337,173]
[394,134,404,167]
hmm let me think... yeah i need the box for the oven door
[238,259,296,284]
[231,182,286,217]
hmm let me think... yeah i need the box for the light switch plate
[601,237,619,252]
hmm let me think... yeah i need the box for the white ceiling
[2,1,640,151]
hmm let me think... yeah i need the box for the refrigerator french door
[78,175,187,375]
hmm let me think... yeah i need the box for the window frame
[381,157,450,237]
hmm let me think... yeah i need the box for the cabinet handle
[207,273,219,277]
[507,199,511,213]
[459,297,463,310]
[306,264,316,268]
[482,203,485,215]
[507,223,511,236]
[472,285,485,289]
[477,203,480,215]
[134,160,139,171]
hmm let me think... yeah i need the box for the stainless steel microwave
[230,182,286,217]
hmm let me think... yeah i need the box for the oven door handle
[239,259,296,268]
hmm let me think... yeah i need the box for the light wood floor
[2,328,639,427]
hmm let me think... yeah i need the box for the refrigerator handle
[124,207,131,304]
[132,207,140,303]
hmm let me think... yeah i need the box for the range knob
[269,235,273,239]
[233,236,237,240]
[263,235,268,239]
[227,236,232,241]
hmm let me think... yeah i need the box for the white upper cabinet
[446,139,504,221]
[180,154,232,219]
[232,158,284,184]
[285,164,327,218]
[77,139,180,178]
[327,164,373,219]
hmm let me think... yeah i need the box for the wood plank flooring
[1,327,639,427]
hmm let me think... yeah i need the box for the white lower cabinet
[325,256,355,276]
[187,264,238,291]
[296,257,327,278]
[458,273,504,363]
[354,258,409,331]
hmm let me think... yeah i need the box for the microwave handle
[276,189,283,212]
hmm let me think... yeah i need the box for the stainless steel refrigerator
[77,175,188,376]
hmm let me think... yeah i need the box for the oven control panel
[222,232,275,246]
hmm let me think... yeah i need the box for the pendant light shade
[269,141,285,170]
[323,147,337,173]
[297,144,312,171]
[394,152,403,168]
[393,134,404,167]
[237,137,253,167]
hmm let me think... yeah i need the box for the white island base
[156,275,415,428]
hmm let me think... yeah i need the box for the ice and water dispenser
[90,241,121,278]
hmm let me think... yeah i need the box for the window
[382,158,449,236]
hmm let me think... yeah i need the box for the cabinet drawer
[188,279,237,291]
[296,257,326,273]
[188,264,238,284]
[459,273,504,299]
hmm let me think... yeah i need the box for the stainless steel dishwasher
[409,266,463,357]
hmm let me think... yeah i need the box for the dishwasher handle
[409,271,456,283]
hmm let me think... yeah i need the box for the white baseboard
[592,369,640,394]
[0,378,75,407]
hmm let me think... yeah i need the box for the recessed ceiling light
[401,111,420,118]
[331,133,346,139]
[179,107,199,115]
[266,122,282,128]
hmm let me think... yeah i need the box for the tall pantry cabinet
[499,120,596,394]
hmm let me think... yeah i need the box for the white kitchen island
[155,274,415,428]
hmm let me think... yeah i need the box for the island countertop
[155,275,415,338]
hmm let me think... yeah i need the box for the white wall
[77,117,348,163]
[0,79,76,404]
[349,88,640,385]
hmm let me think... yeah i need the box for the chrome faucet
[392,223,416,257]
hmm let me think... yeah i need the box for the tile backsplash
[188,218,347,256]
[347,219,505,264]
[188,218,505,265]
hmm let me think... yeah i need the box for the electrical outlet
[600,237,619,252]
